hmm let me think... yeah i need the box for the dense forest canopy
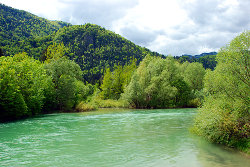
[0,52,94,121]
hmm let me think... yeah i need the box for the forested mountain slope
[0,3,70,56]
[52,24,163,82]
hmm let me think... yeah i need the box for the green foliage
[181,62,206,91]
[0,4,70,57]
[0,51,93,120]
[192,31,250,152]
[100,68,113,99]
[53,24,163,83]
[43,43,67,62]
[74,80,92,104]
[100,60,137,100]
[175,54,217,70]
[0,53,53,121]
[197,54,217,70]
[122,55,198,108]
[44,57,84,111]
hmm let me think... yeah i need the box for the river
[0,108,249,167]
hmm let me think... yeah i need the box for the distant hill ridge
[181,52,217,59]
[175,52,217,70]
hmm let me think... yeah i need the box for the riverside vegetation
[192,31,250,153]
[0,4,249,153]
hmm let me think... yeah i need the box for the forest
[0,4,249,153]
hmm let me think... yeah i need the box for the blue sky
[1,0,249,56]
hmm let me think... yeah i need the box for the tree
[181,62,206,91]
[0,53,53,121]
[100,60,137,100]
[122,55,191,108]
[192,31,250,151]
[100,68,113,99]
[44,57,83,110]
[43,43,67,62]
[57,74,76,110]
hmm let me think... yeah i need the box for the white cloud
[0,0,65,20]
[1,0,249,56]
[113,0,188,32]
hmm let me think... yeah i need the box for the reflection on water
[0,108,249,167]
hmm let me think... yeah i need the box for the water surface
[0,108,249,167]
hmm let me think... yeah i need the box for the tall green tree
[44,57,83,110]
[192,31,250,151]
[100,68,113,99]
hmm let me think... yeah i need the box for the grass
[92,98,129,108]
[75,102,97,112]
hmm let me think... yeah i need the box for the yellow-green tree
[100,60,136,100]
[0,53,53,121]
[43,43,67,62]
[100,68,113,99]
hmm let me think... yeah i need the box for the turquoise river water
[0,108,249,167]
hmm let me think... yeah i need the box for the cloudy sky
[1,0,249,56]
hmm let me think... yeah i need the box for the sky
[1,0,249,56]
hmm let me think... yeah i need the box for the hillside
[180,52,217,59]
[0,4,163,83]
[0,3,70,56]
[52,24,163,82]
[175,52,217,70]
